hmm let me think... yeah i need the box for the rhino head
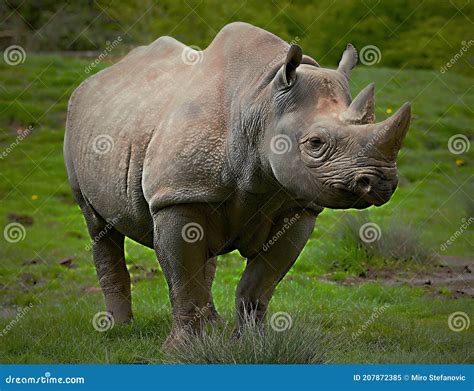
[263,44,411,209]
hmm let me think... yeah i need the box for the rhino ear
[283,44,303,86]
[338,43,358,77]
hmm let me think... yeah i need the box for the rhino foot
[207,306,226,326]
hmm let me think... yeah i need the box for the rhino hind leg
[77,192,133,323]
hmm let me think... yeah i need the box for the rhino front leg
[234,209,316,335]
[152,205,213,346]
[205,257,225,325]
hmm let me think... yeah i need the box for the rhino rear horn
[338,43,358,77]
[340,83,375,124]
[283,44,303,86]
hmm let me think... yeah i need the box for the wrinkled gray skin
[64,22,410,345]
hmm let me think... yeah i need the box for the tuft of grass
[340,212,434,264]
[161,313,342,364]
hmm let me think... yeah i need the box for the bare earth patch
[324,256,474,298]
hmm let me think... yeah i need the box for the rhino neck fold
[224,93,278,195]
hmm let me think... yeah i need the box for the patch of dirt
[322,256,474,298]
[0,306,18,319]
[7,122,33,136]
[58,257,77,268]
[65,231,85,239]
[22,257,46,266]
[19,273,47,290]
[7,213,34,226]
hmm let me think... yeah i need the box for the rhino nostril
[356,175,372,193]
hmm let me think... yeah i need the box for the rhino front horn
[368,102,411,160]
[340,83,375,124]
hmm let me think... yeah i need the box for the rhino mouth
[350,194,388,209]
[360,190,392,207]
[328,181,396,209]
[359,178,398,206]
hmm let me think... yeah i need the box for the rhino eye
[309,137,323,148]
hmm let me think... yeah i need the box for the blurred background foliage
[1,0,473,74]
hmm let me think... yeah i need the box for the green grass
[0,54,473,364]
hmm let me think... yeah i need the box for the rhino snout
[353,173,398,206]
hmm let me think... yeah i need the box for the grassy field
[0,54,473,364]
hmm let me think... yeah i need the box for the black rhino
[64,22,410,345]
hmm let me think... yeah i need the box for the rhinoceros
[64,22,410,345]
